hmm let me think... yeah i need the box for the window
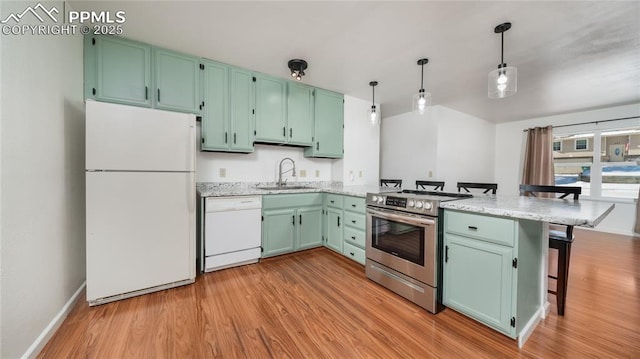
[553,125,640,200]
[575,138,588,150]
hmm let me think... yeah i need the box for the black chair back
[457,182,498,194]
[380,179,402,188]
[519,184,580,200]
[416,180,445,191]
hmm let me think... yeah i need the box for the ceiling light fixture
[369,81,379,126]
[288,59,307,81]
[488,22,517,99]
[413,58,431,115]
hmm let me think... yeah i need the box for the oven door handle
[367,208,436,227]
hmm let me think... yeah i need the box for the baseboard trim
[518,306,544,349]
[22,281,86,359]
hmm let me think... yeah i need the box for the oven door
[366,207,436,286]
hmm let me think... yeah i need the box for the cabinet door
[262,208,296,258]
[326,207,343,253]
[297,206,323,250]
[93,36,151,107]
[287,82,314,146]
[254,74,287,143]
[304,89,344,158]
[154,49,200,113]
[201,60,229,151]
[230,67,255,152]
[443,233,515,337]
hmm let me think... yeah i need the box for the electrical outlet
[219,168,226,177]
[315,170,320,177]
[429,170,433,178]
[349,170,354,182]
[300,169,307,177]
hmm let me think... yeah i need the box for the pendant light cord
[420,63,424,90]
[501,31,504,65]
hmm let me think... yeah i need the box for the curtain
[522,126,555,188]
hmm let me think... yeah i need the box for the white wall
[337,95,380,186]
[494,103,640,236]
[0,2,86,357]
[196,95,378,185]
[380,105,495,192]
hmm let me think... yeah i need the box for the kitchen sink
[257,185,315,190]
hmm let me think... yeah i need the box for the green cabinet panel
[262,208,296,257]
[201,62,254,152]
[229,67,255,152]
[443,233,515,336]
[304,89,344,158]
[286,82,314,146]
[297,206,323,250]
[326,207,343,253]
[201,60,229,151]
[88,36,151,107]
[254,74,287,143]
[343,242,366,265]
[154,49,200,113]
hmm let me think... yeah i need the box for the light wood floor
[39,229,640,358]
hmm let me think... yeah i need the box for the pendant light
[369,81,379,126]
[288,59,307,81]
[488,22,517,99]
[412,58,431,115]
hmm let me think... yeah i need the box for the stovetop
[365,190,472,216]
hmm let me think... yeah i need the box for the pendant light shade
[288,59,307,81]
[488,22,517,99]
[413,58,431,115]
[368,81,379,126]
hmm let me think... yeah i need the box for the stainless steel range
[365,190,471,313]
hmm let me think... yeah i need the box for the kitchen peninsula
[440,195,615,347]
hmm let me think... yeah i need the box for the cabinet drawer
[343,196,366,213]
[445,210,515,247]
[326,194,343,209]
[343,242,366,265]
[344,211,366,230]
[344,227,365,248]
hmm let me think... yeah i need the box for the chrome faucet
[278,157,296,187]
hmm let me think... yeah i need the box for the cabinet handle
[234,133,237,144]
[316,142,320,151]
[351,236,356,240]
[157,89,160,102]
[351,220,356,224]
[290,128,293,137]
[224,132,228,143]
[445,245,449,262]
[337,216,340,227]
[283,127,286,137]
[351,204,356,208]
[145,86,148,100]
[350,252,355,256]
[299,214,302,225]
[330,200,335,204]
[292,215,295,226]
[468,226,478,231]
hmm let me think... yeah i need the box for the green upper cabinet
[154,48,200,113]
[201,61,254,152]
[254,74,287,143]
[229,67,255,152]
[86,35,151,107]
[286,82,314,146]
[304,89,344,158]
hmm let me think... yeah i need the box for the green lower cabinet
[326,207,343,253]
[443,209,543,340]
[262,208,296,257]
[261,194,323,258]
[297,206,323,250]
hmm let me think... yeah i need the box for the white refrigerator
[85,100,196,305]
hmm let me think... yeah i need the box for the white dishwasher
[204,196,262,272]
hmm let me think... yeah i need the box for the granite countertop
[440,195,615,228]
[196,182,399,198]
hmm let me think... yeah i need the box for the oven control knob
[378,197,385,204]
[424,202,433,210]
[408,200,415,207]
[415,201,423,209]
[371,195,378,202]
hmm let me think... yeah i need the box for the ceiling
[69,1,640,123]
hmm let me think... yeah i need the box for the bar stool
[519,184,581,316]
[380,179,402,188]
[457,182,498,194]
[416,180,445,191]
